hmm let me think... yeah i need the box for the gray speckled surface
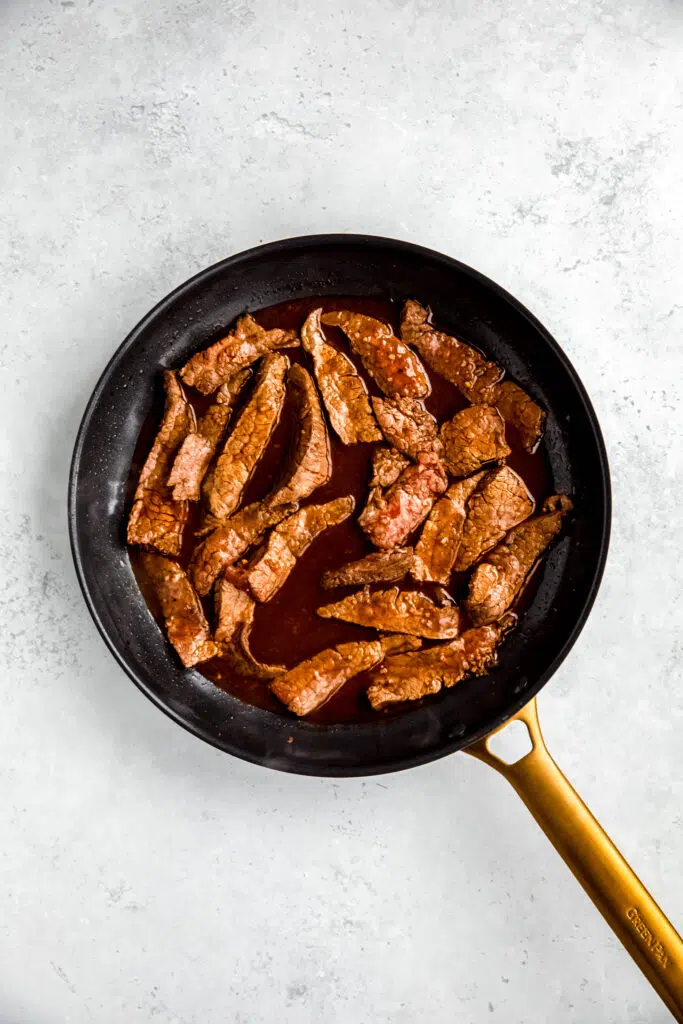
[2,1,682,1021]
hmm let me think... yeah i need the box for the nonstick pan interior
[69,235,610,776]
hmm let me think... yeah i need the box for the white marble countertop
[2,1,682,1021]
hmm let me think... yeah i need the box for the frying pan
[69,235,683,1019]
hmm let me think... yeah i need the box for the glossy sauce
[130,296,551,723]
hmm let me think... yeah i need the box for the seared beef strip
[466,495,572,625]
[128,371,195,555]
[180,314,298,394]
[301,309,381,444]
[439,405,510,478]
[214,578,285,678]
[266,364,332,506]
[401,301,545,451]
[322,310,430,398]
[413,472,485,583]
[190,500,297,596]
[205,352,289,521]
[367,614,516,710]
[371,396,442,461]
[271,635,422,717]
[141,552,217,667]
[321,548,415,589]
[318,585,460,640]
[167,370,251,501]
[238,497,355,602]
[359,452,448,549]
[370,446,411,488]
[454,466,534,571]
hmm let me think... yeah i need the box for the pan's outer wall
[69,235,610,776]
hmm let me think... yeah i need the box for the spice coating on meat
[454,466,534,571]
[243,497,355,602]
[214,578,285,678]
[167,370,251,501]
[367,614,516,709]
[369,446,411,488]
[189,500,297,596]
[322,310,430,398]
[466,495,572,625]
[400,300,502,397]
[180,314,298,394]
[128,371,195,555]
[141,552,217,667]
[318,585,460,639]
[439,405,510,478]
[301,309,381,444]
[267,364,332,506]
[371,396,442,461]
[271,634,422,717]
[321,548,415,589]
[205,352,289,521]
[359,452,448,549]
[413,472,485,583]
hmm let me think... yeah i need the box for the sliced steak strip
[318,585,460,640]
[439,405,510,478]
[413,472,485,583]
[190,500,297,596]
[271,635,422,717]
[301,308,381,444]
[214,578,285,679]
[167,370,251,501]
[180,314,298,394]
[481,380,545,453]
[127,371,195,555]
[371,396,442,461]
[400,300,501,397]
[453,466,534,572]
[321,548,415,589]
[267,364,332,506]
[466,495,572,625]
[205,352,289,521]
[359,452,448,549]
[367,614,516,709]
[141,552,217,667]
[242,496,355,603]
[322,310,430,398]
[369,446,411,488]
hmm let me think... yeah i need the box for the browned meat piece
[482,380,546,453]
[322,310,430,398]
[204,352,289,521]
[301,309,381,444]
[241,497,355,602]
[167,370,251,501]
[359,452,448,549]
[400,300,501,398]
[369,446,411,488]
[318,585,460,640]
[190,500,297,596]
[466,496,572,625]
[214,578,285,678]
[454,466,534,571]
[413,472,485,583]
[267,364,332,506]
[271,635,422,716]
[321,548,415,589]
[439,405,510,478]
[367,614,516,709]
[180,314,298,394]
[141,552,217,667]
[371,396,442,461]
[127,371,195,555]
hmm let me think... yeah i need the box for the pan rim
[68,233,611,776]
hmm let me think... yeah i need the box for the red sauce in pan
[130,296,551,723]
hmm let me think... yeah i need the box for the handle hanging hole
[487,719,534,765]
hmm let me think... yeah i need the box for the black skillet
[68,235,683,1018]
